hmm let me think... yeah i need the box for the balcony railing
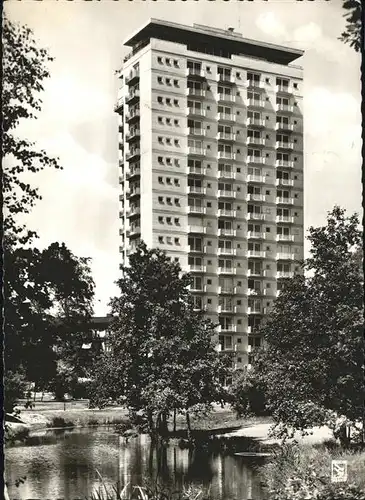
[218,209,236,217]
[246,137,265,146]
[276,197,295,205]
[217,93,236,102]
[218,325,237,333]
[277,253,296,260]
[125,68,140,85]
[247,213,265,221]
[126,89,140,104]
[247,231,266,239]
[276,215,295,223]
[218,170,235,179]
[247,288,262,296]
[247,175,265,183]
[247,269,263,277]
[126,149,141,161]
[218,228,236,237]
[129,226,141,237]
[188,127,206,137]
[218,247,236,256]
[188,165,206,175]
[187,107,206,117]
[126,110,140,122]
[187,206,206,214]
[276,234,295,242]
[217,112,236,122]
[247,156,265,164]
[187,147,207,156]
[247,194,266,202]
[217,151,236,160]
[218,305,237,313]
[216,73,235,84]
[247,250,266,258]
[276,178,294,187]
[218,267,237,275]
[188,265,207,273]
[247,307,262,314]
[276,141,294,150]
[276,122,294,132]
[188,225,207,234]
[246,117,265,127]
[275,160,294,168]
[217,132,236,141]
[186,67,205,78]
[276,84,293,94]
[128,187,141,198]
[277,271,294,278]
[126,129,140,142]
[128,206,140,217]
[218,190,236,198]
[276,104,294,113]
[218,286,238,295]
[127,167,141,180]
[186,88,206,97]
[187,186,206,195]
[247,99,265,108]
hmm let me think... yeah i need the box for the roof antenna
[228,27,234,32]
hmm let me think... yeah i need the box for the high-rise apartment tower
[116,19,304,368]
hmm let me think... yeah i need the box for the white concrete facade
[116,20,304,369]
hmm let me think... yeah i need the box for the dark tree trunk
[186,411,192,440]
[173,409,177,433]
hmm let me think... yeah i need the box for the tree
[255,207,363,441]
[339,0,362,52]
[229,367,267,418]
[91,243,231,438]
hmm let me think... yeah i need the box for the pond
[5,427,266,499]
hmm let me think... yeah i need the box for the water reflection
[6,428,264,499]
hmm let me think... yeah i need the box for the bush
[229,368,268,417]
[4,370,27,413]
[47,416,75,428]
[70,378,94,399]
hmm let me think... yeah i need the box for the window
[276,77,290,88]
[166,98,171,105]
[173,99,179,106]
[247,72,261,83]
[174,119,179,125]
[166,118,171,125]
[166,138,171,145]
[158,116,163,123]
[157,57,163,64]
[158,176,163,183]
[158,196,163,204]
[174,198,180,205]
[165,58,171,65]
[158,216,163,223]
[157,96,163,103]
[174,139,179,146]
[174,238,180,245]
[157,76,163,84]
[158,236,164,243]
[174,218,180,225]
[166,197,172,205]
[158,136,163,143]
[173,59,179,67]
[174,179,179,186]
[166,177,171,184]
[166,78,171,85]
[166,158,172,165]
[158,156,163,163]
[173,79,179,86]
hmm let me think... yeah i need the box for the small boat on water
[234,451,272,457]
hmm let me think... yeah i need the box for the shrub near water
[260,443,365,499]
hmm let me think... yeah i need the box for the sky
[5,0,362,315]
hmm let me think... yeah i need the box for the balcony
[188,225,207,234]
[247,99,265,108]
[277,253,296,260]
[128,187,141,198]
[247,156,265,165]
[276,178,294,187]
[247,194,266,202]
[188,165,205,176]
[126,89,140,105]
[217,132,236,141]
[187,186,206,195]
[218,170,235,179]
[246,137,265,146]
[247,213,265,221]
[276,234,295,242]
[276,122,294,132]
[275,160,294,168]
[217,93,236,103]
[276,215,295,223]
[126,129,140,142]
[114,98,124,113]
[186,107,206,118]
[276,141,294,150]
[125,110,140,123]
[247,175,265,183]
[127,167,141,180]
[186,67,205,78]
[189,245,204,254]
[188,147,206,156]
[218,267,237,275]
[129,226,141,237]
[247,231,266,239]
[188,265,207,273]
[125,68,140,85]
[218,228,236,237]
[126,149,141,161]
[247,307,262,314]
[128,206,140,217]
[246,117,265,128]
[188,127,206,137]
[218,151,236,160]
[276,84,293,94]
[189,284,207,292]
[218,325,237,333]
[217,112,236,123]
[218,209,236,218]
[277,271,294,279]
[247,250,266,258]
[218,247,236,256]
[247,288,262,296]
[218,304,236,314]
[186,88,206,98]
[218,286,238,295]
[216,73,235,84]
[218,190,236,199]
[276,197,295,205]
[187,205,206,215]
[276,104,294,113]
[247,269,263,277]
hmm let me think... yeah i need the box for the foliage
[255,207,364,439]
[261,442,365,499]
[229,367,268,418]
[4,369,27,413]
[339,0,362,52]
[91,242,232,436]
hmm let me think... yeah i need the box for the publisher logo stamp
[331,460,348,483]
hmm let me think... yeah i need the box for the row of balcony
[187,263,294,273]
[187,103,295,119]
